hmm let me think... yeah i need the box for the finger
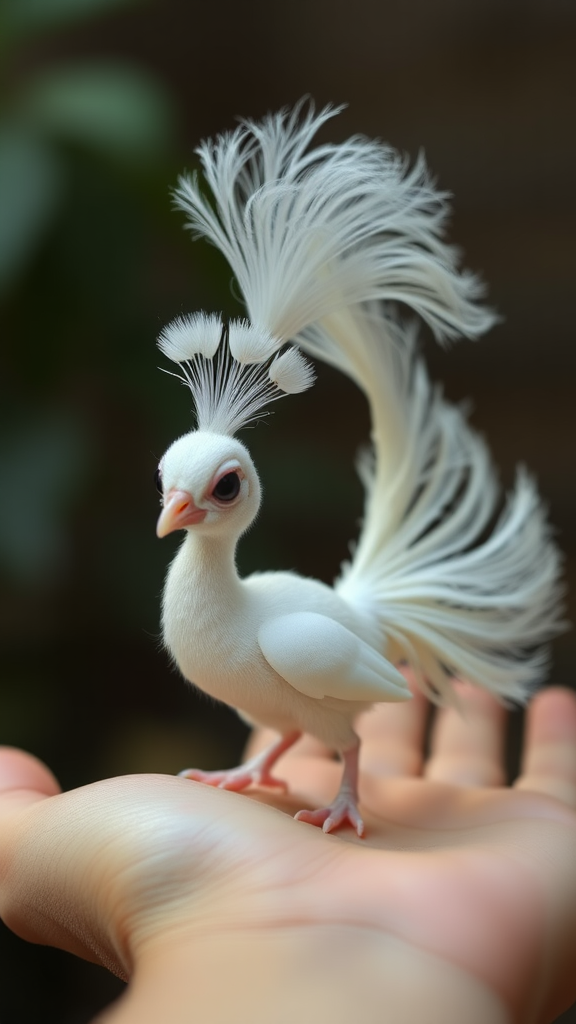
[425,682,507,787]
[356,682,430,778]
[0,747,61,820]
[515,687,576,807]
[0,749,67,949]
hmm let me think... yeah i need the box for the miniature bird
[155,102,562,836]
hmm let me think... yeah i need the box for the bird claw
[178,732,299,794]
[178,765,288,793]
[295,797,365,837]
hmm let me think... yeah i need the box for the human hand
[0,684,575,1024]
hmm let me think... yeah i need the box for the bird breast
[160,534,380,746]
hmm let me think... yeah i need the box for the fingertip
[0,747,62,798]
[517,687,576,807]
[527,687,576,742]
[451,679,507,716]
[534,685,576,709]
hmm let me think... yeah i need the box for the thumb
[0,747,62,934]
[0,747,64,946]
[0,749,124,972]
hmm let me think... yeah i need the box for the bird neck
[162,529,245,662]
[179,529,242,594]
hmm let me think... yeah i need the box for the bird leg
[295,743,364,837]
[179,730,301,792]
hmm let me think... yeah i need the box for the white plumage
[155,102,563,835]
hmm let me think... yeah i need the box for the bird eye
[212,471,241,502]
[154,467,163,494]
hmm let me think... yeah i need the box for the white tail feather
[174,101,496,346]
[331,306,563,702]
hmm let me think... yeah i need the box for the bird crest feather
[158,313,315,435]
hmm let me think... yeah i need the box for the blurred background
[0,0,574,1019]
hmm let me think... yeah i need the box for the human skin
[0,682,575,1024]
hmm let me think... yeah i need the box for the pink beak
[156,489,207,538]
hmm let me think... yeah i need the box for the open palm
[0,683,575,1024]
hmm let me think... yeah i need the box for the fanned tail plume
[330,306,563,702]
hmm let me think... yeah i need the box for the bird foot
[295,795,365,837]
[178,764,288,793]
[179,732,300,795]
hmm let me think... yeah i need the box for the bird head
[154,313,314,542]
[155,430,261,540]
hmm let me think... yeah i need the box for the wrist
[96,925,511,1024]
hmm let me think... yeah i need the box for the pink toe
[295,802,365,837]
[217,775,252,792]
[295,807,331,828]
[178,768,209,782]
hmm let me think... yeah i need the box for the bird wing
[258,612,412,703]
